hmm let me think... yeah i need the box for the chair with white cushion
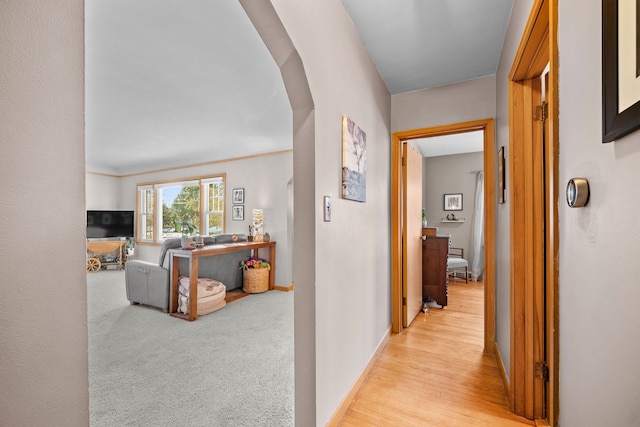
[447,247,468,283]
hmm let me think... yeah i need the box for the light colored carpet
[88,270,294,426]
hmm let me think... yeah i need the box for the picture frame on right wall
[498,146,505,204]
[602,0,640,142]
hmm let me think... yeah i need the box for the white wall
[423,152,484,258]
[86,173,120,209]
[0,1,89,425]
[85,151,294,286]
[494,0,533,379]
[391,75,496,133]
[557,1,640,425]
[270,0,392,424]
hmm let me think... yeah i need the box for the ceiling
[341,0,514,94]
[85,1,513,175]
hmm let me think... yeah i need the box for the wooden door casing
[508,0,559,423]
[391,119,495,340]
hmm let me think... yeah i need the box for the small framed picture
[232,205,244,221]
[602,0,640,142]
[444,193,463,211]
[232,188,244,204]
[498,146,506,204]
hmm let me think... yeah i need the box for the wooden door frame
[508,0,558,424]
[391,119,496,354]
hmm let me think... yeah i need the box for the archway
[239,1,316,424]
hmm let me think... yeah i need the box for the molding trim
[274,284,294,292]
[493,340,512,411]
[326,327,391,426]
[86,171,121,178]
[86,149,294,178]
[508,0,558,423]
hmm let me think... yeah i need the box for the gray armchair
[125,235,251,312]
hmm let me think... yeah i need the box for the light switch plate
[323,196,332,222]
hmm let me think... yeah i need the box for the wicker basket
[243,268,269,293]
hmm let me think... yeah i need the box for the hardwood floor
[337,279,534,426]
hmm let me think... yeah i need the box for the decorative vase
[181,238,195,249]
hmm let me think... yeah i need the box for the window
[137,175,225,243]
[139,186,154,241]
[157,180,200,240]
[203,178,224,236]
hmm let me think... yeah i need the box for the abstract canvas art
[341,115,367,202]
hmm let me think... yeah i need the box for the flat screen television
[87,210,134,239]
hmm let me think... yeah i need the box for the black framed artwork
[232,205,244,221]
[232,188,245,204]
[498,146,506,204]
[602,0,640,142]
[443,193,463,211]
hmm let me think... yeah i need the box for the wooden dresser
[422,235,449,307]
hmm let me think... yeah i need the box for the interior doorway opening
[417,130,485,283]
[391,119,496,354]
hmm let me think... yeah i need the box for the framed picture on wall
[602,0,640,142]
[232,205,244,221]
[498,146,506,204]
[443,193,463,211]
[341,115,367,202]
[232,188,244,204]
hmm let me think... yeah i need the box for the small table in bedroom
[168,241,276,321]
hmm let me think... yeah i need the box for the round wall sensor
[566,178,589,208]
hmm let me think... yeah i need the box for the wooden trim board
[493,339,513,411]
[508,0,559,424]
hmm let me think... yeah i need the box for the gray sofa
[125,234,251,312]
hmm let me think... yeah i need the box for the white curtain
[470,171,484,280]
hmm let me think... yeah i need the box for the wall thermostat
[566,178,589,208]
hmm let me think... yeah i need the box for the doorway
[508,0,558,424]
[391,118,496,353]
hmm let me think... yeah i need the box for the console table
[169,241,276,321]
